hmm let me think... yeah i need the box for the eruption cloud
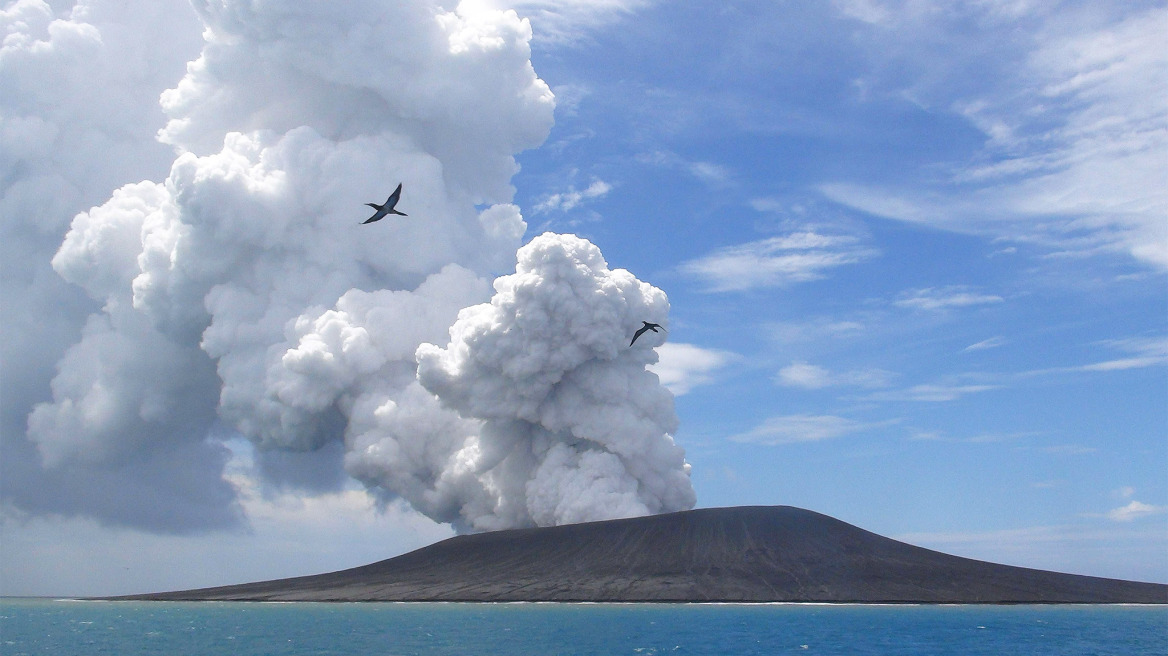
[13,0,694,532]
[410,233,693,529]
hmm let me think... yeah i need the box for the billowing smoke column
[398,233,691,529]
[20,0,694,532]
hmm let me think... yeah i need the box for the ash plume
[411,233,693,529]
[7,0,693,533]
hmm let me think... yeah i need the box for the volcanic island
[120,506,1166,603]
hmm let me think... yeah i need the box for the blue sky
[1,0,1164,596]
[511,0,1166,579]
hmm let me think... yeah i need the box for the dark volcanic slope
[128,506,1167,603]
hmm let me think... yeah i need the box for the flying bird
[630,321,665,346]
[361,183,407,224]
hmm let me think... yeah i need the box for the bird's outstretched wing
[361,183,406,223]
[384,182,403,209]
[630,325,651,346]
[630,321,666,346]
[362,208,388,224]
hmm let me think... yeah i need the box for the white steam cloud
[410,233,693,529]
[9,0,693,533]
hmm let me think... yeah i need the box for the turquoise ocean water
[2,599,1165,655]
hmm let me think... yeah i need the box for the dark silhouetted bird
[630,321,665,346]
[362,183,407,224]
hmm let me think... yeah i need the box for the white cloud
[894,522,1168,582]
[680,230,878,292]
[909,429,1038,444]
[1,0,215,528]
[1038,444,1097,456]
[8,0,577,535]
[869,382,999,403]
[730,414,874,445]
[472,0,652,45]
[832,0,891,26]
[900,383,998,402]
[768,318,867,343]
[776,362,833,389]
[637,149,732,186]
[1021,335,1168,377]
[550,82,591,117]
[963,336,1007,352]
[1107,500,1167,523]
[1079,336,1168,372]
[749,197,786,213]
[1113,486,1136,500]
[893,286,1004,311]
[821,5,1168,271]
[688,161,732,185]
[649,342,736,396]
[413,233,696,529]
[13,0,699,537]
[534,178,612,213]
[776,362,893,389]
[1078,356,1167,373]
[0,460,455,597]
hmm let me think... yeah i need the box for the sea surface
[1,599,1165,655]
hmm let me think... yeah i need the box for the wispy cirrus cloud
[1103,486,1166,522]
[680,230,878,292]
[900,383,998,402]
[534,179,612,213]
[1113,486,1137,500]
[776,362,893,390]
[1077,336,1168,372]
[1022,335,1168,377]
[893,286,1004,311]
[864,335,1163,406]
[1036,444,1098,456]
[730,414,890,445]
[908,429,1039,444]
[768,318,867,343]
[963,336,1007,352]
[1081,488,1167,522]
[868,381,999,403]
[822,4,1168,271]
[636,149,732,186]
[1107,501,1167,523]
